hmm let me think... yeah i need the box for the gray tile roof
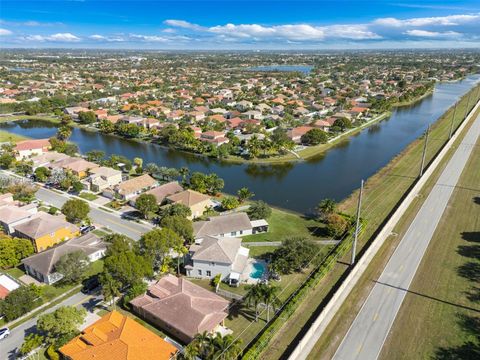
[193,212,252,238]
[22,233,106,277]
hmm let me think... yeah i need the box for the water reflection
[1,74,479,212]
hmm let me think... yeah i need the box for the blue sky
[1,0,480,49]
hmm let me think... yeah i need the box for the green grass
[0,129,28,142]
[0,115,60,123]
[246,246,277,258]
[304,89,480,360]
[3,267,26,280]
[242,207,325,243]
[78,192,99,201]
[379,131,480,359]
[260,84,480,359]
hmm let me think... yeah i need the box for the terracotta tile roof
[14,138,51,151]
[131,181,183,204]
[60,311,177,360]
[131,275,229,341]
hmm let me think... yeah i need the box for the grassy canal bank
[253,83,480,359]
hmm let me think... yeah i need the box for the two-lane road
[1,291,102,360]
[35,187,153,241]
[332,112,480,360]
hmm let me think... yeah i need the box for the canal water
[1,75,479,213]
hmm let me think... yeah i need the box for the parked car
[80,225,96,234]
[81,276,100,294]
[0,327,10,340]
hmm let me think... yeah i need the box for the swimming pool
[249,262,267,279]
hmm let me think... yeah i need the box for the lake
[1,74,479,213]
[247,65,313,74]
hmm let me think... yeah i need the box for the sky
[1,0,480,49]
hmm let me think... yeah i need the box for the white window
[240,230,243,235]
[198,270,202,276]
[206,270,211,277]
[231,231,236,236]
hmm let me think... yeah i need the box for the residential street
[1,291,102,360]
[331,112,480,360]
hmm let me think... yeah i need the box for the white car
[0,327,10,340]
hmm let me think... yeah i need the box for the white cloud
[374,14,479,27]
[404,30,462,38]
[24,32,80,42]
[89,34,125,42]
[166,20,380,41]
[129,34,169,42]
[0,28,12,36]
[164,19,204,31]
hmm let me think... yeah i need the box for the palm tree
[259,284,280,322]
[315,198,337,221]
[100,273,121,310]
[211,333,243,360]
[179,167,190,184]
[244,284,262,321]
[237,187,254,204]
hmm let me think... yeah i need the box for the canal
[1,75,479,213]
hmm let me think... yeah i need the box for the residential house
[14,138,51,160]
[60,311,178,360]
[166,189,213,219]
[114,174,158,200]
[50,157,99,179]
[22,233,106,284]
[13,212,79,252]
[0,274,20,300]
[30,151,69,169]
[86,166,123,192]
[193,212,254,238]
[129,181,183,206]
[200,131,229,146]
[287,126,314,143]
[313,120,331,132]
[185,235,250,285]
[0,203,37,234]
[131,275,229,343]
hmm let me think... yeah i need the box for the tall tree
[99,272,121,309]
[61,199,90,223]
[54,250,89,283]
[135,193,158,219]
[139,228,183,271]
[237,187,255,203]
[37,306,86,347]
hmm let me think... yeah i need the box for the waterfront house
[22,233,106,284]
[86,166,123,192]
[185,235,250,285]
[129,181,183,206]
[287,126,314,143]
[130,275,229,343]
[114,174,158,200]
[193,212,256,238]
[14,138,51,160]
[30,151,70,169]
[200,131,229,146]
[60,311,178,360]
[165,189,213,219]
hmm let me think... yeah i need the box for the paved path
[243,240,340,247]
[332,112,480,360]
[35,187,152,240]
[1,291,102,360]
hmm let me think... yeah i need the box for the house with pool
[185,235,267,286]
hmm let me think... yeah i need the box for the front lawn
[79,192,99,201]
[242,207,326,243]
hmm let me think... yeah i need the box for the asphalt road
[332,113,480,360]
[1,291,102,360]
[35,187,152,240]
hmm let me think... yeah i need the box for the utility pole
[419,124,430,177]
[448,102,458,139]
[464,91,473,120]
[351,179,364,265]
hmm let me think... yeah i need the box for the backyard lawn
[79,192,99,201]
[242,207,326,243]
